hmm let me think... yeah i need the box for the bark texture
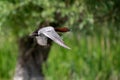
[14,23,52,80]
[14,13,67,80]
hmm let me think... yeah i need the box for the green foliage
[0,32,17,80]
[43,34,120,80]
[0,0,120,80]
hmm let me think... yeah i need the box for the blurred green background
[0,0,120,80]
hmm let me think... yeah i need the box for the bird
[30,26,70,49]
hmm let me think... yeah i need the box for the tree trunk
[13,12,67,80]
[13,35,52,80]
[14,21,53,80]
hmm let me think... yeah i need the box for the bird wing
[42,29,70,49]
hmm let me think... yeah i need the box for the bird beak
[55,27,70,32]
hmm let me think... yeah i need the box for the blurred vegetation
[0,0,120,80]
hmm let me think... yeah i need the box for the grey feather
[37,26,70,49]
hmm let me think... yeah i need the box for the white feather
[37,26,70,49]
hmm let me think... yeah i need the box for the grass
[0,32,120,80]
[43,34,120,80]
[0,32,17,80]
